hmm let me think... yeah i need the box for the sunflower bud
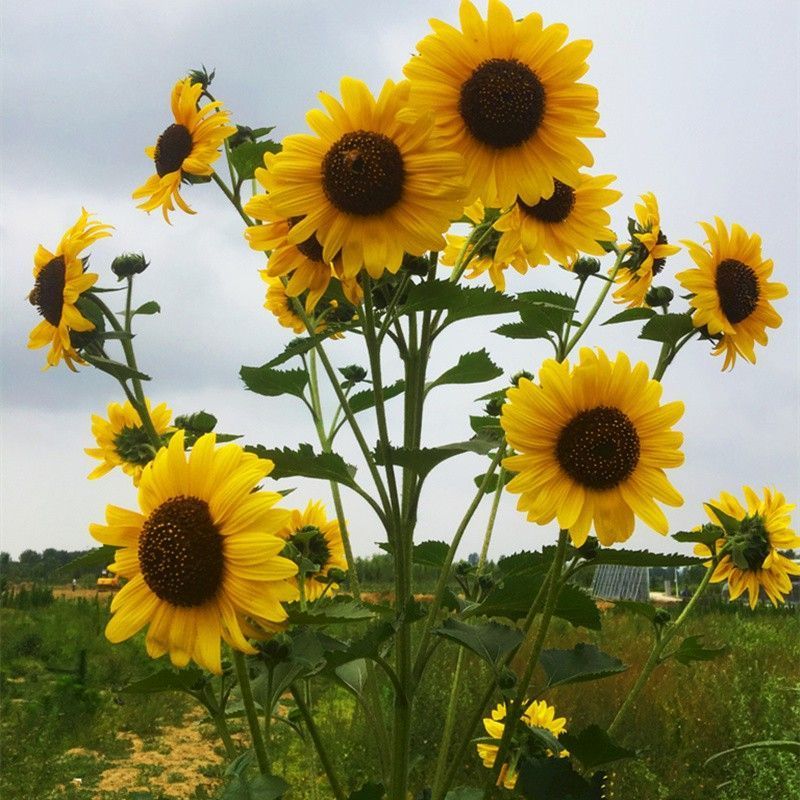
[339,365,368,386]
[572,256,602,278]
[576,536,600,560]
[186,65,215,90]
[497,667,517,691]
[455,560,472,576]
[510,370,534,387]
[645,285,674,309]
[477,573,496,593]
[653,608,671,626]
[327,568,348,584]
[111,253,149,281]
[484,397,504,417]
[401,252,430,276]
[258,635,291,665]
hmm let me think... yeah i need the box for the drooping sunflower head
[261,274,350,337]
[276,500,348,602]
[612,193,680,308]
[695,487,799,609]
[132,78,236,222]
[494,174,621,270]
[676,218,787,370]
[405,0,603,208]
[477,699,568,789]
[90,430,298,674]
[259,77,466,280]
[27,209,112,371]
[501,348,684,546]
[85,399,173,486]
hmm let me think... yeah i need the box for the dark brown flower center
[288,216,325,262]
[651,230,669,276]
[519,180,576,223]
[154,123,193,177]
[715,259,759,324]
[29,256,66,326]
[556,406,641,490]
[459,58,545,149]
[139,496,224,607]
[321,131,404,216]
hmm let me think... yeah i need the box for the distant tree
[467,552,479,566]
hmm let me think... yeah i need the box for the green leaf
[559,725,636,768]
[428,349,503,390]
[704,504,742,537]
[444,789,483,800]
[82,353,151,382]
[412,540,449,569]
[402,280,519,324]
[672,526,722,548]
[264,331,348,368]
[540,644,628,688]
[246,444,356,485]
[517,757,606,800]
[639,312,694,345]
[602,307,656,325]
[473,468,513,495]
[322,620,397,669]
[610,600,657,622]
[555,585,602,630]
[240,365,309,399]
[433,619,522,666]
[286,599,376,625]
[348,782,386,800]
[174,411,218,434]
[220,772,289,800]
[493,321,554,341]
[591,548,703,567]
[229,139,282,182]
[121,666,205,694]
[56,545,117,576]
[373,440,497,480]
[334,659,370,695]
[517,290,577,333]
[133,300,160,316]
[348,380,405,414]
[496,550,555,577]
[670,635,729,666]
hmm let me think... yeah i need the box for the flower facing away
[613,193,680,307]
[695,487,799,609]
[477,700,568,789]
[259,77,466,280]
[132,78,236,222]
[676,218,787,370]
[404,0,603,208]
[27,209,113,371]
[90,431,298,673]
[276,500,348,602]
[85,399,173,486]
[494,174,621,268]
[501,349,684,546]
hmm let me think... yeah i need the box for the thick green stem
[291,684,347,800]
[211,171,253,226]
[232,651,270,776]
[478,466,505,572]
[213,713,237,760]
[652,329,700,381]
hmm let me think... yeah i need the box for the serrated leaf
[264,331,347,368]
[174,411,218,434]
[412,540,449,569]
[433,619,522,665]
[602,307,656,325]
[429,349,503,390]
[246,444,356,485]
[229,139,282,182]
[82,353,151,382]
[517,756,606,800]
[591,548,703,567]
[121,666,205,694]
[704,504,742,537]
[540,644,627,688]
[133,300,161,315]
[517,290,577,333]
[639,312,694,345]
[671,635,729,666]
[348,380,405,414]
[240,364,308,399]
[493,321,554,341]
[56,545,117,576]
[496,550,555,577]
[559,725,635,768]
[403,280,519,324]
[286,599,376,625]
[323,620,397,669]
[373,439,497,480]
[672,528,722,547]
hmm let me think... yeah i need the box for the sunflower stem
[211,171,253,226]
[652,328,700,381]
[232,650,271,776]
[608,555,719,736]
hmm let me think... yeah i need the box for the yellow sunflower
[441,229,528,293]
[27,209,113,371]
[613,193,680,307]
[695,487,799,610]
[259,77,466,280]
[404,0,603,208]
[85,399,173,486]
[501,349,684,547]
[133,78,235,222]
[477,700,568,790]
[676,218,787,370]
[276,500,348,602]
[494,174,621,268]
[90,430,297,674]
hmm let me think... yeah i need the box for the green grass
[1,596,798,799]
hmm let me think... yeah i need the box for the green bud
[653,608,671,625]
[576,536,600,560]
[497,667,517,691]
[259,635,291,664]
[484,397,504,417]
[327,568,347,584]
[572,256,602,277]
[228,124,257,150]
[111,253,149,281]
[645,285,674,308]
[454,560,472,576]
[510,370,534,387]
[339,365,368,385]
[186,65,215,90]
[401,252,430,277]
[477,574,496,593]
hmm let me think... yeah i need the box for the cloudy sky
[1,0,797,563]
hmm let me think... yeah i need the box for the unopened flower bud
[572,256,602,277]
[484,397,504,417]
[497,667,517,691]
[576,536,600,560]
[111,253,149,281]
[654,609,671,625]
[510,370,534,387]
[327,568,347,584]
[186,65,215,90]
[401,253,430,276]
[645,285,674,308]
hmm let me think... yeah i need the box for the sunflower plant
[28,2,796,799]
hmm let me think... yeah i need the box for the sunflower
[276,500,348,602]
[501,348,684,547]
[612,193,680,308]
[133,78,235,222]
[27,209,112,371]
[259,77,466,280]
[404,0,602,208]
[261,274,349,337]
[90,430,298,674]
[477,700,568,790]
[494,174,621,268]
[85,399,173,486]
[695,487,799,609]
[676,218,787,370]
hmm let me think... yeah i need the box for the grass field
[1,590,798,800]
